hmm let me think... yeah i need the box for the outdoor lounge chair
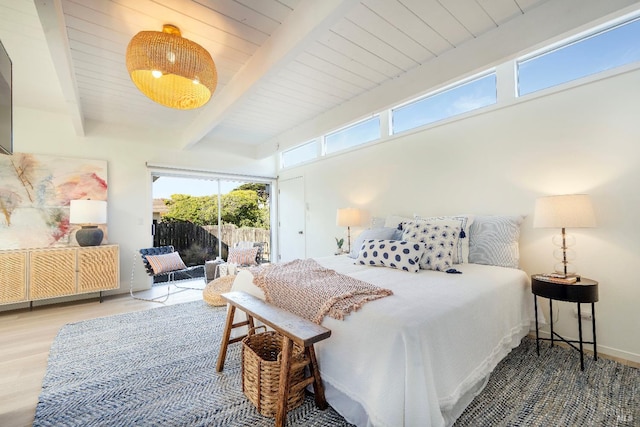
[130,245,204,302]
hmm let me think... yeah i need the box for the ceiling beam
[256,0,640,158]
[34,0,84,136]
[179,0,359,150]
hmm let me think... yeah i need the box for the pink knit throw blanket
[250,259,393,324]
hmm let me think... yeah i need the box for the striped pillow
[469,215,524,268]
[227,247,259,266]
[145,252,187,274]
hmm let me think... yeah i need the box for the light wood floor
[2,285,638,427]
[0,284,203,427]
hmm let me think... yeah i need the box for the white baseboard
[531,329,640,365]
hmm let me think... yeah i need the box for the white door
[278,176,305,262]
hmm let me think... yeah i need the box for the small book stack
[533,273,580,284]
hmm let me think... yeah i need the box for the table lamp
[533,194,596,276]
[336,207,362,254]
[70,199,107,246]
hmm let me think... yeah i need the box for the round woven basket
[202,275,235,306]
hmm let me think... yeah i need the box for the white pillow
[401,221,460,271]
[349,227,398,258]
[413,214,474,263]
[370,216,386,229]
[356,239,424,273]
[468,215,524,269]
[383,214,412,229]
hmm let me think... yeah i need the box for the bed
[233,256,534,427]
[230,254,535,427]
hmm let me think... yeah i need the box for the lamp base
[76,226,104,247]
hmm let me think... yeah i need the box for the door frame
[277,176,305,262]
[147,165,277,261]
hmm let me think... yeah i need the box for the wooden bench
[216,291,331,427]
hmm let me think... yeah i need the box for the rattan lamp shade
[126,24,217,110]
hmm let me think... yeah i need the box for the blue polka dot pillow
[355,239,424,273]
[401,221,460,272]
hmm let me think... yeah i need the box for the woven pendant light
[126,24,217,110]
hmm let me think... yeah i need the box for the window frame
[322,115,381,156]
[280,139,319,169]
[390,70,497,135]
[278,12,640,170]
[516,14,640,97]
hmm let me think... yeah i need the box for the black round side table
[531,275,598,370]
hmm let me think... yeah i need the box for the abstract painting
[0,153,107,249]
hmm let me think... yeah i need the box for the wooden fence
[153,222,270,266]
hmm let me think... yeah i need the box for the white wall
[8,107,277,300]
[279,68,640,363]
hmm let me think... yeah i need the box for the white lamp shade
[533,194,596,229]
[69,200,107,225]
[336,207,362,227]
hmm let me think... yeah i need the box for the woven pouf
[203,275,236,306]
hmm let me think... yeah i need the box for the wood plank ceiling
[0,0,546,155]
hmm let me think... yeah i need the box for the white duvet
[231,256,535,427]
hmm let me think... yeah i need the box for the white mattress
[231,256,534,427]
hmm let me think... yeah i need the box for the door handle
[298,231,303,234]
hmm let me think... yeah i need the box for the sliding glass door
[151,173,272,281]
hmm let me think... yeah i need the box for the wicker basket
[242,327,307,417]
[202,275,235,306]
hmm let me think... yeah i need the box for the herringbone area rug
[454,335,638,426]
[34,302,351,427]
[34,301,639,426]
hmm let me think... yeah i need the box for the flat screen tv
[0,39,12,155]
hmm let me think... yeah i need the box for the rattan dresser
[0,244,119,305]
